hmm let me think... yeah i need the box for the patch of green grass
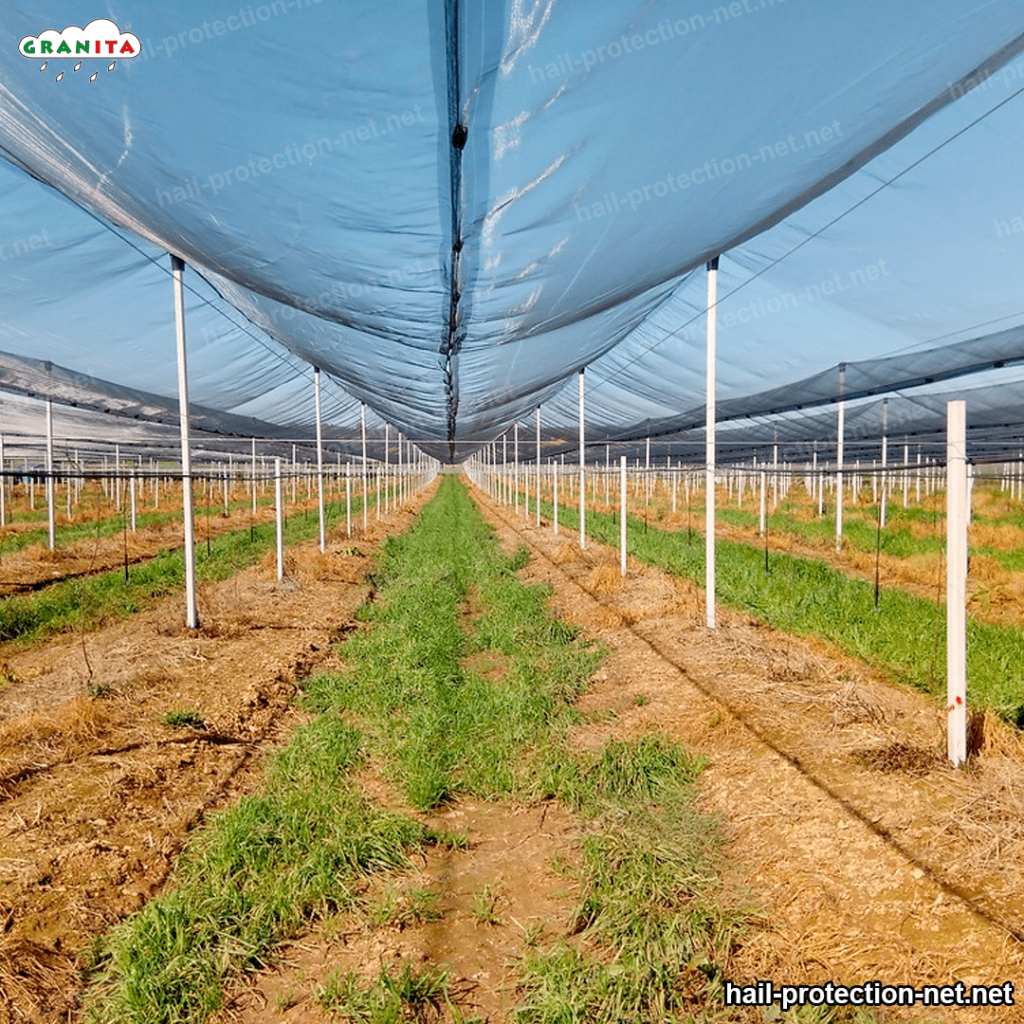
[515,735,739,1024]
[160,709,205,730]
[470,883,502,925]
[83,715,427,1024]
[302,479,600,810]
[316,963,457,1022]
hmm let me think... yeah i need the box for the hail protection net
[3,1,1024,460]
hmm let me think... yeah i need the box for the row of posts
[467,400,970,765]
[464,255,972,764]
[166,255,436,627]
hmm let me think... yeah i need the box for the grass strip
[539,497,1024,725]
[648,485,1024,570]
[302,475,600,809]
[0,491,377,644]
[83,715,428,1024]
[306,479,745,1021]
[0,496,274,557]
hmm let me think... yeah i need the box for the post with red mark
[946,400,967,766]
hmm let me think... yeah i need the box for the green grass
[302,482,601,809]
[671,481,1024,572]
[83,478,750,1023]
[160,709,205,729]
[514,736,743,1024]
[0,490,379,645]
[541,496,1024,726]
[83,713,428,1024]
[316,963,458,1022]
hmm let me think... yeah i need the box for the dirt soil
[471,488,1024,1023]
[0,488,431,1024]
[212,792,582,1024]
[11,473,1023,1023]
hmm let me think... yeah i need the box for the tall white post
[274,457,284,580]
[645,435,651,506]
[251,437,257,516]
[1,431,6,528]
[759,469,767,536]
[45,397,55,550]
[579,367,586,549]
[946,400,968,766]
[905,440,913,507]
[620,455,627,576]
[361,402,368,530]
[130,464,137,532]
[835,364,846,553]
[536,404,542,526]
[514,423,519,513]
[172,255,198,628]
[553,457,559,534]
[880,399,889,528]
[314,368,325,552]
[384,423,390,513]
[705,256,718,629]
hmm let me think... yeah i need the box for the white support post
[620,455,627,576]
[772,442,778,509]
[172,255,198,628]
[835,364,846,553]
[0,431,6,528]
[361,402,368,530]
[759,469,766,536]
[705,256,718,630]
[130,464,137,532]
[384,423,390,513]
[346,462,351,536]
[553,457,559,534]
[880,400,889,529]
[502,434,507,506]
[579,367,586,549]
[536,404,542,527]
[514,423,519,513]
[274,457,284,581]
[314,368,325,552]
[45,398,55,551]
[251,437,257,517]
[946,400,968,766]
[645,436,650,506]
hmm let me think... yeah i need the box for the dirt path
[472,485,1024,1024]
[0,488,433,1024]
[213,793,581,1024]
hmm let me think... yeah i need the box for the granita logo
[19,19,140,82]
